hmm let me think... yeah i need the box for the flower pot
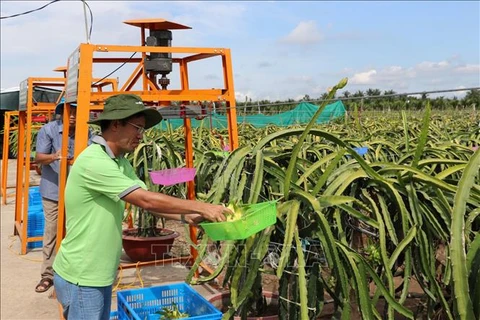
[122,228,179,262]
[207,291,279,320]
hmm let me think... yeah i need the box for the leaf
[450,149,480,320]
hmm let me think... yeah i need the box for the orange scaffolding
[56,18,239,268]
[1,111,20,204]
[12,76,65,254]
[11,72,117,254]
[1,111,46,205]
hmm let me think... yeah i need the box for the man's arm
[122,188,230,223]
[35,150,61,165]
[35,125,60,165]
[152,212,203,226]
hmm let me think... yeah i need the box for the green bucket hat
[87,94,162,129]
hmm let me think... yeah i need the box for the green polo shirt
[53,136,147,287]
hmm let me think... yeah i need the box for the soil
[160,220,195,258]
[123,227,178,238]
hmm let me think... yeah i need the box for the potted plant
[122,132,184,262]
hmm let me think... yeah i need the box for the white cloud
[416,60,450,72]
[454,64,480,74]
[350,70,377,85]
[235,90,258,102]
[346,59,478,97]
[280,20,323,45]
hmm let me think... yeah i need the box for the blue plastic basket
[27,209,44,234]
[116,283,222,320]
[28,187,43,206]
[110,311,118,320]
[27,241,43,249]
[27,207,44,249]
[29,186,40,194]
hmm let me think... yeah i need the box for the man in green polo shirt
[53,94,231,320]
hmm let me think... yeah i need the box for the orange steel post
[222,50,238,151]
[56,43,95,248]
[19,78,35,254]
[184,117,198,267]
[140,26,149,92]
[14,112,25,237]
[1,112,9,204]
[56,102,71,246]
[73,44,95,158]
[178,59,199,266]
[1,112,17,204]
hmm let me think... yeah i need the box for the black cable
[81,0,94,41]
[0,0,93,40]
[92,52,138,85]
[0,0,61,19]
[230,86,480,112]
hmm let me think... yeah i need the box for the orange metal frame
[13,77,66,254]
[2,66,69,206]
[1,111,20,204]
[12,73,118,254]
[1,112,46,205]
[56,19,239,268]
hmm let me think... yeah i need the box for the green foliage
[127,91,479,318]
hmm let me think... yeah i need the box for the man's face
[58,107,77,128]
[118,116,146,153]
[69,108,77,127]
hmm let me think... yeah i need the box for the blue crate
[26,208,45,249]
[117,283,222,320]
[27,241,43,249]
[28,187,41,201]
[29,196,43,206]
[27,209,45,235]
[29,186,40,194]
[110,311,118,320]
[28,204,44,215]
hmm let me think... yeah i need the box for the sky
[1,1,479,101]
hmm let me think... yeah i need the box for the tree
[366,88,382,96]
[463,89,480,109]
[352,90,364,98]
[341,90,351,99]
[383,90,396,101]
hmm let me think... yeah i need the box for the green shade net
[155,100,346,130]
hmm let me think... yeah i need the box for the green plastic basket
[200,201,277,241]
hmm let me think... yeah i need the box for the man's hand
[52,150,62,161]
[35,150,62,165]
[198,203,233,222]
[183,214,204,227]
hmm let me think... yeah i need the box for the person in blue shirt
[34,100,90,293]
